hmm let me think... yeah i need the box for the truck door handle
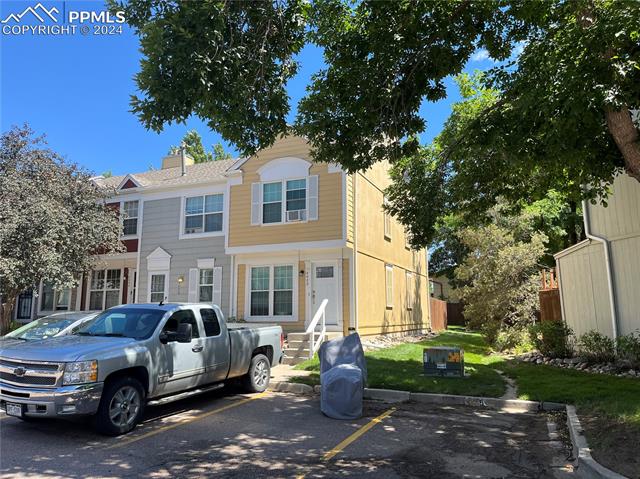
[192,345,203,353]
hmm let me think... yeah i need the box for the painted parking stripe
[296,407,396,479]
[106,392,268,450]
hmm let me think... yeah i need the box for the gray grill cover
[319,333,367,419]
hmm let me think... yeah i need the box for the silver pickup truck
[0,303,283,435]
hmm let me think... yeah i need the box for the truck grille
[0,357,62,388]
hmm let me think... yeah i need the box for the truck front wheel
[94,376,145,436]
[242,353,271,393]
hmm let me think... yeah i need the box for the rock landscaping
[518,351,640,378]
[360,331,438,351]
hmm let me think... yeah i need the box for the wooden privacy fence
[539,268,562,322]
[430,298,448,331]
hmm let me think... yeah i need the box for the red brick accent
[122,238,138,253]
[122,268,129,304]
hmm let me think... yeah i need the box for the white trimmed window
[249,265,294,317]
[122,200,139,236]
[149,273,167,303]
[262,182,283,224]
[406,272,414,310]
[251,174,317,225]
[40,282,71,311]
[383,197,391,240]
[199,268,214,302]
[184,194,223,235]
[89,269,121,310]
[385,264,393,309]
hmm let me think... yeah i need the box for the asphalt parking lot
[0,385,573,478]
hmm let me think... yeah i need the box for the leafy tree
[455,214,547,345]
[169,130,232,163]
[0,126,124,333]
[387,73,583,252]
[115,1,640,243]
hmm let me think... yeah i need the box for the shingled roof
[93,159,237,190]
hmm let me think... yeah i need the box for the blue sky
[1,0,490,176]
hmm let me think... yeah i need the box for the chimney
[160,147,194,170]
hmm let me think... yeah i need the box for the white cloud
[470,49,490,62]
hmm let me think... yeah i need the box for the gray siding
[138,197,231,316]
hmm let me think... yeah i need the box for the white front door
[311,261,340,327]
[128,269,137,304]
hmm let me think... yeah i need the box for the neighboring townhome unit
[225,135,431,363]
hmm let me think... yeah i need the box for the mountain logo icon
[1,3,59,24]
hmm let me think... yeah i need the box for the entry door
[311,262,340,327]
[128,270,137,303]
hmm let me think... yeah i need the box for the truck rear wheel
[94,376,145,436]
[242,353,271,393]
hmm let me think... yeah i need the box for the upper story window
[262,179,307,224]
[122,200,139,236]
[184,194,223,235]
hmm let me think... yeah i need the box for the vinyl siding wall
[353,162,430,336]
[138,197,231,316]
[556,174,640,339]
[227,136,343,247]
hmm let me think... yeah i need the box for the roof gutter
[582,199,619,339]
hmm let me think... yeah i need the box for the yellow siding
[236,264,246,320]
[342,258,351,336]
[228,136,344,247]
[353,161,430,336]
[346,174,354,243]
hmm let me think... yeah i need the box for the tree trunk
[605,107,640,182]
[0,293,17,335]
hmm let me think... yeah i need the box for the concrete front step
[282,355,312,366]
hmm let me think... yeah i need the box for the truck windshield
[77,308,166,340]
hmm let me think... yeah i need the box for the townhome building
[12,135,431,356]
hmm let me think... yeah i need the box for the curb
[363,387,565,412]
[566,405,629,479]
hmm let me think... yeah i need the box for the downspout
[582,199,619,339]
[352,173,359,334]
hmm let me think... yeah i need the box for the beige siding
[228,136,344,247]
[557,242,613,338]
[588,174,640,239]
[610,235,640,336]
[354,161,430,336]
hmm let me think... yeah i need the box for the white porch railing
[305,298,328,359]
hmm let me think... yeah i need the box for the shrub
[529,321,574,358]
[495,327,533,353]
[578,330,616,364]
[616,333,640,368]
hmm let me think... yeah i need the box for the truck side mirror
[176,323,192,343]
[159,331,169,344]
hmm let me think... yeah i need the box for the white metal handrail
[305,298,328,359]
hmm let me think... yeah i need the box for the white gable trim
[117,174,142,190]
[146,247,171,271]
[257,157,312,182]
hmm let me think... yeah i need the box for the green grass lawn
[292,327,506,397]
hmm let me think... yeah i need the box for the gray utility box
[423,347,464,377]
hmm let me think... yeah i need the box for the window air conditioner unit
[286,209,306,222]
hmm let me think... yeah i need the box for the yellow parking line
[322,407,396,461]
[106,392,268,450]
[296,406,396,479]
